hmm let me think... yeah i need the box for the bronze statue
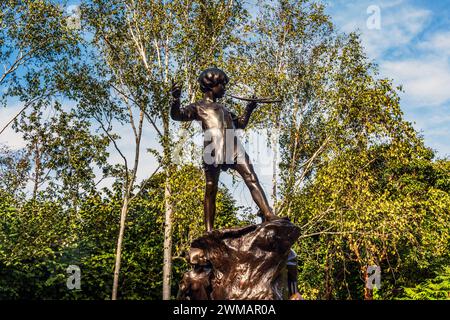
[177,248,212,300]
[172,68,302,300]
[171,67,280,232]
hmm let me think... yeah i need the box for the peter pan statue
[170,68,280,232]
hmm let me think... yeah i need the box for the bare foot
[264,213,286,222]
[257,209,287,222]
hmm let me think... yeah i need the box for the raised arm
[231,101,257,129]
[170,98,197,122]
[170,81,197,121]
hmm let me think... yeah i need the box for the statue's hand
[247,95,258,110]
[171,80,182,99]
[247,101,257,110]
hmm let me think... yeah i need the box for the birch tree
[0,0,80,135]
[82,0,247,299]
[241,0,334,213]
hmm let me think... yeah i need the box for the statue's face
[211,82,226,99]
[189,248,208,265]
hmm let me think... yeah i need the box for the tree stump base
[177,218,300,300]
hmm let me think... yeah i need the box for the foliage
[0,166,241,299]
[398,267,450,300]
[0,145,30,198]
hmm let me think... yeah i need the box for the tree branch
[0,90,58,136]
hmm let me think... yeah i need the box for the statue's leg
[204,165,221,232]
[233,157,278,221]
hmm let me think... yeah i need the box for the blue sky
[326,0,450,158]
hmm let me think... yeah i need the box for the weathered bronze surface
[178,218,300,300]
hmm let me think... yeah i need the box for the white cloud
[0,126,26,149]
[333,2,450,108]
[414,113,450,129]
[381,58,450,106]
[329,0,431,59]
[331,2,450,109]
[362,6,431,59]
[378,25,450,107]
[418,31,450,55]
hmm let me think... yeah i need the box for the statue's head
[198,68,229,98]
[188,247,209,266]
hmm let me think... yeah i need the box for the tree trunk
[32,140,40,199]
[363,267,373,300]
[324,253,332,299]
[162,173,173,299]
[112,197,129,300]
[162,113,174,300]
[271,130,278,214]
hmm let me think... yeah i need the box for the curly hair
[197,68,229,93]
